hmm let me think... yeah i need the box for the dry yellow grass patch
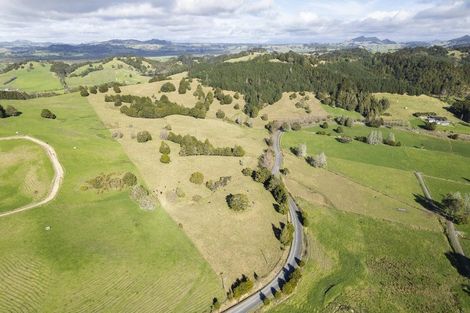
[88,93,285,286]
[224,52,265,63]
[374,93,458,122]
[255,92,328,128]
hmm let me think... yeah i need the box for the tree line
[167,132,245,157]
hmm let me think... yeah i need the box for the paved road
[0,135,64,218]
[224,131,304,313]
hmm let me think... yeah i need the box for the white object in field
[73,146,77,150]
[45,226,51,231]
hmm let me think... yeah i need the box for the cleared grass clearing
[256,92,328,125]
[0,93,222,312]
[268,202,469,313]
[375,92,467,127]
[0,61,63,92]
[66,59,148,88]
[224,52,265,63]
[88,90,285,286]
[0,139,54,212]
[282,154,439,230]
[319,103,363,119]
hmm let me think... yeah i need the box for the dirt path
[0,135,64,218]
[415,172,468,260]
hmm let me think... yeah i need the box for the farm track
[0,135,64,218]
[415,172,470,273]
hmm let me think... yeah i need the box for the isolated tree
[367,130,383,145]
[189,172,204,185]
[216,109,225,119]
[297,144,307,158]
[160,153,171,164]
[443,192,470,224]
[159,141,171,154]
[98,84,109,93]
[320,121,329,129]
[122,172,137,186]
[89,86,98,94]
[306,152,327,168]
[423,121,437,131]
[41,109,56,119]
[136,131,152,143]
[222,94,233,105]
[226,193,249,211]
[160,82,176,92]
[5,105,20,117]
[279,223,294,246]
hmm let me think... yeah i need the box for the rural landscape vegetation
[1,1,470,312]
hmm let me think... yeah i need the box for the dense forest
[190,47,470,118]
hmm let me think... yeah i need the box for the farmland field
[0,139,54,213]
[268,201,470,313]
[0,61,63,93]
[0,93,223,312]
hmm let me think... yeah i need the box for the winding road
[224,131,304,313]
[0,135,64,218]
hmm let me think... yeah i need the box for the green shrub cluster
[167,132,245,157]
[229,275,254,300]
[160,82,176,92]
[136,131,152,143]
[0,104,21,118]
[226,193,249,211]
[206,176,231,191]
[41,109,56,119]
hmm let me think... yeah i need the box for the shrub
[234,92,240,100]
[448,133,459,140]
[159,141,171,154]
[336,136,352,143]
[113,85,121,93]
[367,130,383,145]
[206,176,231,191]
[292,144,307,157]
[281,122,291,131]
[137,131,152,143]
[261,114,268,121]
[89,86,97,94]
[383,132,401,146]
[222,94,233,105]
[161,82,176,92]
[41,109,56,119]
[5,105,20,117]
[279,222,294,246]
[242,168,253,176]
[443,192,470,224]
[289,93,297,100]
[345,117,354,127]
[366,118,383,128]
[335,126,344,133]
[234,103,240,110]
[160,153,170,163]
[230,275,254,299]
[291,122,301,131]
[80,88,89,97]
[189,172,204,185]
[122,172,137,186]
[178,78,191,94]
[423,121,437,131]
[98,84,109,93]
[320,121,329,129]
[226,193,249,211]
[216,109,225,119]
[306,152,327,168]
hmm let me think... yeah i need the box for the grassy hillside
[88,75,287,288]
[0,93,223,312]
[0,61,63,93]
[65,59,148,88]
[0,139,54,212]
[268,202,469,313]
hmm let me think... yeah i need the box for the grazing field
[268,202,470,313]
[280,124,470,231]
[319,103,363,119]
[88,80,286,287]
[0,139,54,213]
[0,61,63,92]
[0,93,223,312]
[65,59,148,88]
[224,52,265,63]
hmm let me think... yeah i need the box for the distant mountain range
[0,35,468,61]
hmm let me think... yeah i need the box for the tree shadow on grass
[445,251,470,279]
[413,194,454,221]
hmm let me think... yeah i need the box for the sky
[0,0,468,43]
